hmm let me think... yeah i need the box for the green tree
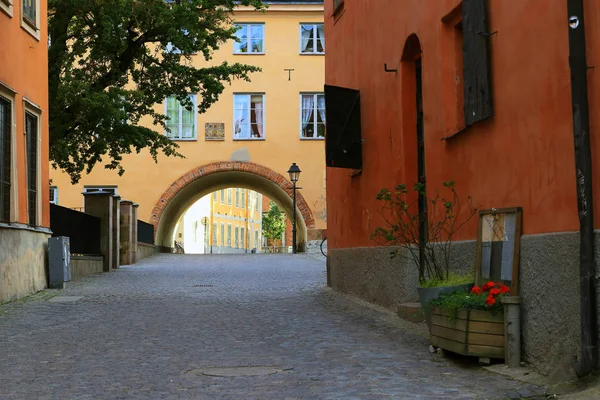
[49,0,264,183]
[262,201,286,242]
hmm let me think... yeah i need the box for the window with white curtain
[300,24,325,54]
[165,95,196,140]
[234,24,265,54]
[234,94,265,140]
[300,93,326,139]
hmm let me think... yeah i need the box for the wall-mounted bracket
[384,64,397,73]
[284,68,295,81]
[477,31,497,37]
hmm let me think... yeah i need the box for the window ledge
[21,20,40,41]
[233,138,265,141]
[300,137,325,140]
[233,52,266,56]
[0,1,13,18]
[299,52,325,56]
[168,138,198,142]
[0,222,51,234]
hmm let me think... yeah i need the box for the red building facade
[325,0,600,377]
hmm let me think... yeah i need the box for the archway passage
[150,161,316,252]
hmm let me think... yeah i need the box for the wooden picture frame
[474,207,522,295]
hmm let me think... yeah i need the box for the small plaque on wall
[205,123,225,141]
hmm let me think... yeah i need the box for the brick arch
[150,161,316,246]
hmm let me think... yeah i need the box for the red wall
[325,0,600,249]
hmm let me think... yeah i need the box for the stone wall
[328,232,591,379]
[0,226,49,303]
[71,255,103,279]
[137,242,159,261]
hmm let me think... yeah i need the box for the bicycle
[320,237,327,257]
[174,240,185,254]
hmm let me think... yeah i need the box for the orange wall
[0,1,50,227]
[325,0,600,249]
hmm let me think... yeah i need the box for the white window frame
[49,186,58,205]
[299,24,325,55]
[220,222,225,246]
[233,23,265,55]
[21,0,40,41]
[227,223,232,247]
[83,186,118,195]
[164,95,197,141]
[0,84,17,222]
[233,93,266,141]
[0,0,13,17]
[299,93,326,140]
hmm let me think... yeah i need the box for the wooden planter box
[429,306,505,359]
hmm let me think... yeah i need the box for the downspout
[566,0,598,377]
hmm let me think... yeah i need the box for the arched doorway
[150,161,316,252]
[401,34,427,276]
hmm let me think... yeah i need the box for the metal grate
[0,96,11,222]
[192,284,214,287]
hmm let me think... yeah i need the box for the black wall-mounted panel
[463,0,493,126]
[324,84,363,170]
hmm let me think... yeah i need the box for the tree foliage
[49,0,264,183]
[262,201,286,242]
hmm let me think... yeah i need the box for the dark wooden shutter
[26,111,38,226]
[462,0,493,126]
[324,85,363,170]
[0,96,11,222]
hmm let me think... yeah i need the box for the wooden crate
[429,306,505,359]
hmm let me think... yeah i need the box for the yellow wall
[49,4,326,239]
[210,189,262,251]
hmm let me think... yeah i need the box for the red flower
[482,281,495,291]
[499,285,510,294]
[489,288,501,296]
[485,295,496,306]
[471,286,482,295]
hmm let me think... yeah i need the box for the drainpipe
[566,0,598,378]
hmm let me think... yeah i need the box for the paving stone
[0,254,546,399]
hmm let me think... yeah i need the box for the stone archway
[150,161,316,251]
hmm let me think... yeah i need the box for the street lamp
[287,163,301,254]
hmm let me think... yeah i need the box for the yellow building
[49,0,326,252]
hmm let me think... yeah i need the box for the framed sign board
[475,207,522,295]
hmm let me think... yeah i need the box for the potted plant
[428,281,510,359]
[370,181,477,321]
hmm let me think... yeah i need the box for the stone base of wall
[0,225,50,304]
[71,255,103,278]
[137,242,159,261]
[328,232,589,379]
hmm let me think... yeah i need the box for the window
[235,226,239,248]
[235,188,240,207]
[50,186,58,205]
[255,193,260,211]
[300,93,326,139]
[213,191,217,202]
[212,223,217,245]
[227,224,232,247]
[254,230,259,249]
[0,95,11,222]
[220,223,224,246]
[300,24,325,54]
[227,189,232,205]
[84,186,118,195]
[165,95,197,140]
[0,0,13,17]
[25,111,38,226]
[234,94,264,140]
[23,0,35,23]
[240,227,245,248]
[234,24,264,54]
[241,190,246,209]
[220,189,225,204]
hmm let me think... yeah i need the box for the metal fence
[50,204,101,254]
[137,220,154,244]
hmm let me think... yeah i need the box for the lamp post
[287,163,301,254]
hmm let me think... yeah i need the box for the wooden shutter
[324,85,363,170]
[462,0,493,126]
[0,96,10,222]
[26,111,38,226]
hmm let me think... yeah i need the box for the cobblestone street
[0,254,547,399]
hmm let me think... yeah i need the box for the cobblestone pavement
[0,254,548,400]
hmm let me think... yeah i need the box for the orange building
[325,0,600,377]
[0,0,50,302]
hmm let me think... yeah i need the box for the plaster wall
[0,227,49,303]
